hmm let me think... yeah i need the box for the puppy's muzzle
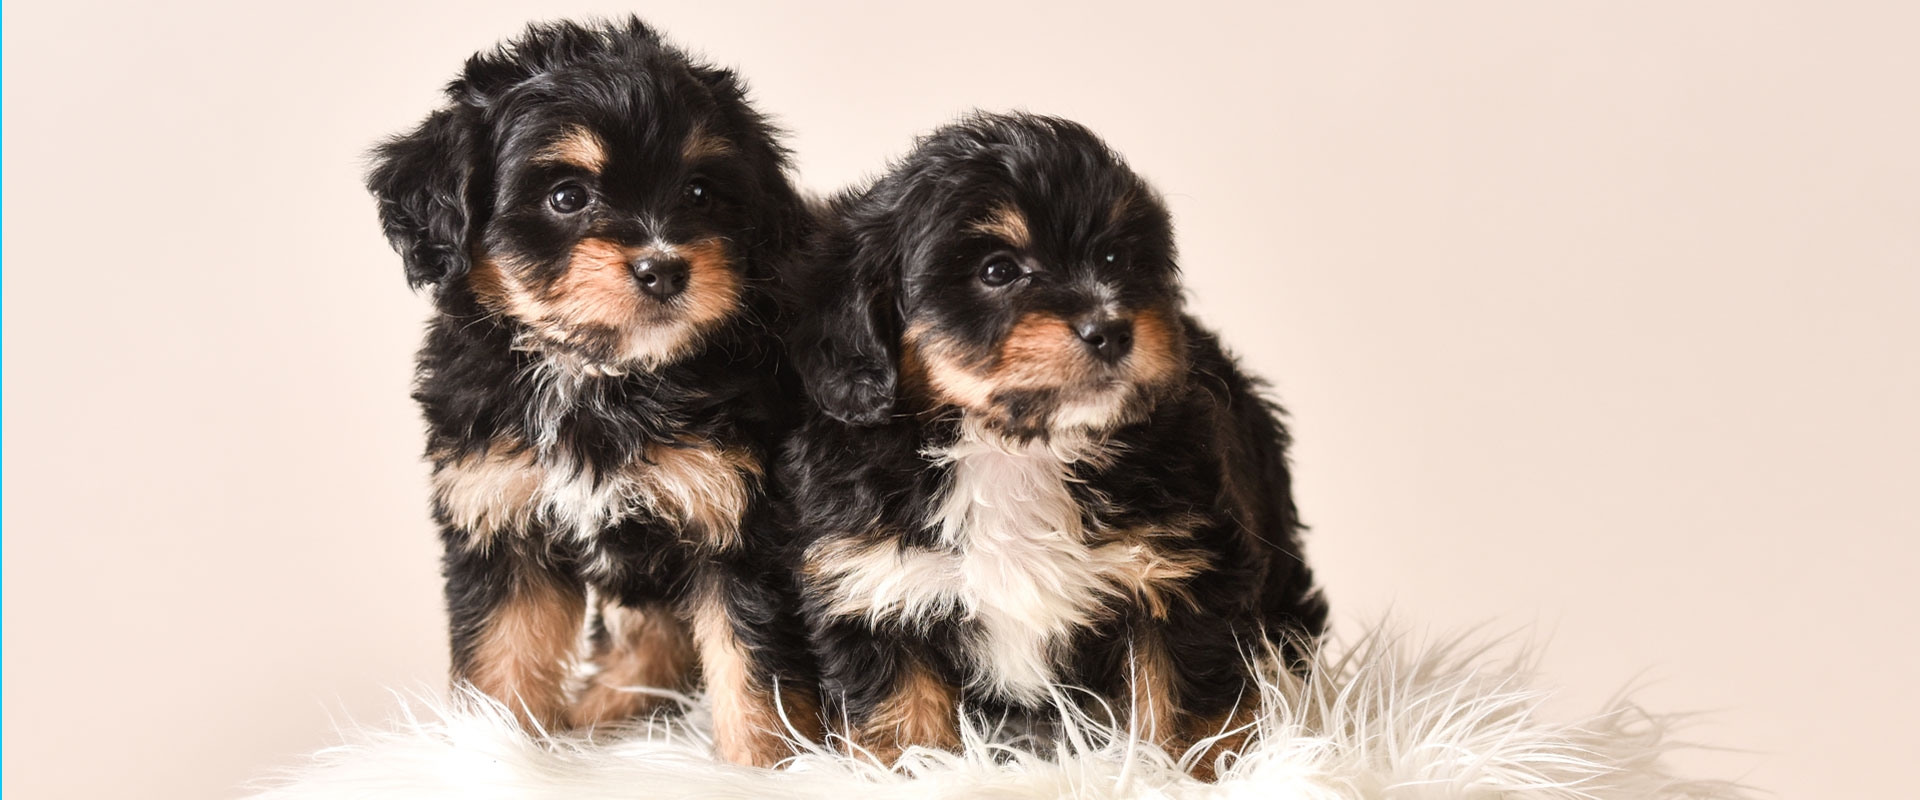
[1074,315,1135,364]
[631,256,690,300]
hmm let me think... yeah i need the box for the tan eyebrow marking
[534,126,608,171]
[681,125,737,162]
[969,203,1031,248]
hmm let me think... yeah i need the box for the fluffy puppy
[366,18,815,766]
[781,113,1328,775]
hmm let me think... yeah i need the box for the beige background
[5,1,1915,797]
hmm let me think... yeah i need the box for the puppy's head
[794,113,1186,436]
[367,18,801,369]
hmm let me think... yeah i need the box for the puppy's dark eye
[980,259,1023,287]
[549,184,590,214]
[685,179,711,208]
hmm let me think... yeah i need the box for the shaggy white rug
[248,629,1742,799]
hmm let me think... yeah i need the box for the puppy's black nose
[631,256,689,300]
[1074,317,1135,363]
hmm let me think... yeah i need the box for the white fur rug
[248,629,1742,799]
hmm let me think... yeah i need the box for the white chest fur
[936,429,1118,703]
[812,422,1145,705]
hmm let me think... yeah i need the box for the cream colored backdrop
[5,2,1914,798]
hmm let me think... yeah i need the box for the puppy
[366,18,815,766]
[781,113,1328,774]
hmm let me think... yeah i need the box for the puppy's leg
[851,656,959,767]
[570,599,696,729]
[1180,699,1261,783]
[689,571,821,767]
[443,538,586,732]
[1120,625,1185,756]
[814,620,960,767]
[1149,610,1266,782]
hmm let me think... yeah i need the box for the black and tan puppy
[366,18,815,766]
[780,113,1328,774]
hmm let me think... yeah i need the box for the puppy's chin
[470,238,743,371]
[1043,383,1151,432]
[972,381,1165,441]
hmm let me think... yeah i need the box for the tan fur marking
[899,326,988,410]
[431,441,540,546]
[466,255,519,315]
[630,439,759,551]
[690,590,802,767]
[776,684,823,754]
[1125,308,1184,389]
[535,127,608,171]
[470,245,640,335]
[969,204,1031,248]
[571,600,697,728]
[903,318,1059,409]
[905,314,1098,409]
[853,659,960,766]
[681,126,736,162]
[1183,701,1260,782]
[1092,534,1208,620]
[1125,628,1182,750]
[465,569,587,732]
[994,313,1086,388]
[547,239,646,329]
[675,237,744,333]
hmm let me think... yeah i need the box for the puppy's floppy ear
[367,106,481,289]
[788,193,908,426]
